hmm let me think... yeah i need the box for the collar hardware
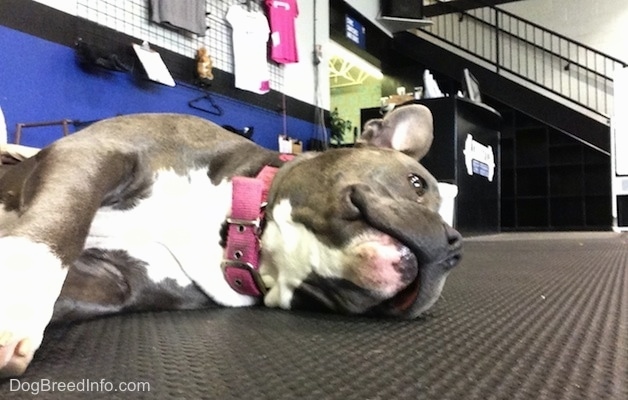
[222,156,295,298]
[221,260,267,296]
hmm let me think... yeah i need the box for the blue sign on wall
[345,15,366,48]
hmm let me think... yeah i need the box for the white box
[437,182,458,227]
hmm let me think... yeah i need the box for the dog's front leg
[0,146,139,377]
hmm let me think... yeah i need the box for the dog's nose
[444,224,462,270]
[445,224,462,246]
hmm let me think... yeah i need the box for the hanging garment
[265,0,299,64]
[150,0,206,36]
[226,5,271,94]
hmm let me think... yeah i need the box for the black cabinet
[362,97,502,234]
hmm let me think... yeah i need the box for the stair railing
[418,0,627,119]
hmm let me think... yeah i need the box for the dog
[0,104,462,377]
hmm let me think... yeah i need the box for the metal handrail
[419,0,628,118]
[495,5,626,66]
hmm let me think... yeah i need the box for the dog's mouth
[376,231,462,315]
[389,272,421,312]
[360,238,422,314]
[345,185,458,315]
[387,243,422,312]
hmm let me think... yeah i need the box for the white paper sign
[463,134,495,182]
[132,42,175,87]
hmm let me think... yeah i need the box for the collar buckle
[222,164,289,298]
[221,260,267,296]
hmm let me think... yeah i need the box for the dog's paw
[0,334,35,378]
[0,237,69,377]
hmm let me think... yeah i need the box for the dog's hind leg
[0,144,141,377]
[50,246,213,323]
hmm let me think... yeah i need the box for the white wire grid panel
[76,0,283,91]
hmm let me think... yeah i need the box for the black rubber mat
[2,233,627,399]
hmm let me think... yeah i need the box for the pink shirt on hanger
[265,0,299,64]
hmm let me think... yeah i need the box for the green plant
[329,107,352,145]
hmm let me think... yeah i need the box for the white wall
[33,0,77,15]
[283,0,330,110]
[499,0,628,62]
[611,66,628,229]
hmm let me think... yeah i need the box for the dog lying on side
[0,104,462,377]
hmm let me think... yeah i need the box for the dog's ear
[356,104,433,160]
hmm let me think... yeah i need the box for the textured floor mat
[1,233,627,399]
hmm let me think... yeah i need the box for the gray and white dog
[0,104,461,377]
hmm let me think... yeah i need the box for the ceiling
[328,41,383,89]
[376,1,524,35]
[423,0,524,17]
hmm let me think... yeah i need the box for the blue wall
[0,26,319,150]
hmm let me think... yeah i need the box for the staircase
[393,1,627,154]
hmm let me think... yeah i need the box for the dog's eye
[408,173,427,196]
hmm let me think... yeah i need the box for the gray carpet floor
[1,232,626,399]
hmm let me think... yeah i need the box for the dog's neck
[222,155,294,297]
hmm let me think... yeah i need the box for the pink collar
[222,156,293,297]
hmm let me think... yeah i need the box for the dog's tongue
[391,276,421,311]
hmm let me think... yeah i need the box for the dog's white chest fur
[85,169,256,307]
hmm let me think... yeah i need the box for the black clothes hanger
[188,91,223,116]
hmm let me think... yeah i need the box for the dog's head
[259,105,462,319]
